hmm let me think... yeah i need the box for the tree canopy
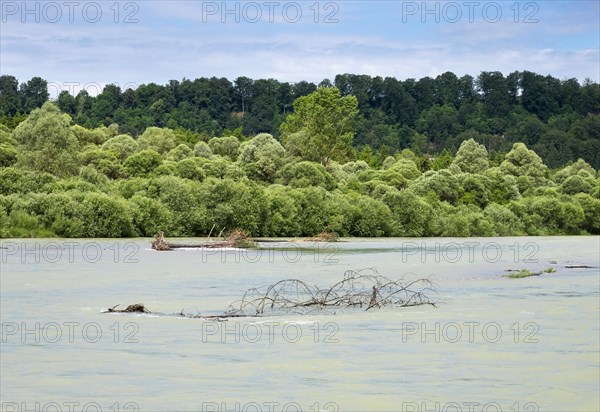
[280,87,358,165]
[2,71,597,168]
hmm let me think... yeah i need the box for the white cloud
[1,2,598,88]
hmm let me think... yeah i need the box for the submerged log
[103,304,252,320]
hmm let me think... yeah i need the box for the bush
[264,185,302,236]
[440,205,495,237]
[124,150,163,177]
[574,193,600,234]
[238,133,286,182]
[483,203,522,236]
[78,147,122,179]
[147,176,205,235]
[291,186,333,236]
[130,195,173,236]
[166,144,193,162]
[412,170,462,204]
[0,167,56,195]
[176,158,205,181]
[382,190,434,236]
[198,178,268,236]
[341,194,392,237]
[80,192,134,237]
[102,134,138,161]
[208,136,240,160]
[278,161,336,190]
[560,175,595,195]
[16,193,84,237]
[193,141,213,158]
[137,127,177,154]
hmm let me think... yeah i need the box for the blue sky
[1,0,598,96]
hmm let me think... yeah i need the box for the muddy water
[1,237,598,411]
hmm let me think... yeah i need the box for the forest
[0,72,599,238]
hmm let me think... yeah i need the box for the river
[1,237,599,411]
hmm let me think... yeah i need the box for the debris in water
[103,268,438,318]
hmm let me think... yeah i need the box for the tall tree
[0,75,20,116]
[19,77,48,112]
[13,102,78,176]
[280,87,358,165]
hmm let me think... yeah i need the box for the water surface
[1,237,599,411]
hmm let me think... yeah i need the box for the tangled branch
[225,268,437,316]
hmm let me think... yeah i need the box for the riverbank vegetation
[0,73,599,238]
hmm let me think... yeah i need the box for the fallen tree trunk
[152,230,257,251]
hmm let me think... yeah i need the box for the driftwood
[104,269,437,319]
[303,231,340,242]
[225,268,437,316]
[565,265,594,268]
[103,304,150,313]
[152,230,257,251]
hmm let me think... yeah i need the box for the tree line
[1,71,598,169]
[0,90,598,238]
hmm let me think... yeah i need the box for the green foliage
[500,142,548,192]
[79,165,110,188]
[1,75,599,238]
[176,158,205,181]
[280,87,358,165]
[78,147,122,179]
[147,175,205,235]
[0,167,56,195]
[431,149,454,170]
[102,134,139,162]
[0,143,17,167]
[13,102,79,176]
[71,124,109,145]
[238,133,286,182]
[452,138,489,174]
[341,193,393,236]
[208,136,240,160]
[278,161,336,190]
[166,144,193,162]
[382,190,434,236]
[137,127,176,154]
[198,178,268,235]
[130,195,173,236]
[124,150,163,177]
[504,269,541,279]
[193,141,213,158]
[560,175,595,195]
[483,203,522,236]
[78,192,134,237]
[439,205,495,237]
[574,194,600,234]
[412,170,462,204]
[291,187,333,236]
[263,185,302,236]
[457,173,491,207]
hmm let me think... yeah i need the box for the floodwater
[1,237,599,412]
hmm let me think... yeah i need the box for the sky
[1,0,598,96]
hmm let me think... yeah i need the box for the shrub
[124,150,163,177]
[80,192,134,237]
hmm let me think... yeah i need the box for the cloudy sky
[1,0,598,95]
